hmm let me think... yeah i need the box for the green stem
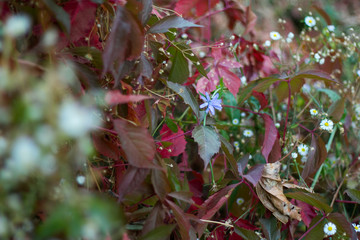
[293,159,307,187]
[152,118,165,136]
[311,126,337,189]
[203,114,207,126]
[209,160,216,186]
[177,106,190,122]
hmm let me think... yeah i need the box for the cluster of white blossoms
[286,32,294,43]
[320,119,334,132]
[323,222,337,236]
[243,129,254,137]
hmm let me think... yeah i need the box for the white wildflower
[58,101,100,138]
[291,152,298,158]
[323,222,337,236]
[264,40,271,47]
[327,25,335,32]
[236,198,244,205]
[181,33,188,39]
[4,15,31,38]
[320,119,334,132]
[298,144,309,156]
[356,69,360,77]
[76,175,86,185]
[310,108,318,116]
[319,58,325,65]
[243,129,254,137]
[270,31,282,40]
[305,16,316,27]
[199,51,206,58]
[352,223,360,232]
[233,141,240,147]
[232,118,239,125]
[241,76,247,85]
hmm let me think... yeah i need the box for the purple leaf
[244,164,264,186]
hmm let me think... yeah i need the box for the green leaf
[316,88,341,102]
[175,42,208,78]
[345,189,360,203]
[140,224,176,240]
[284,191,333,213]
[291,70,339,85]
[43,0,71,34]
[67,46,103,69]
[147,15,202,33]
[238,77,280,105]
[327,213,357,239]
[275,78,304,102]
[304,216,326,240]
[259,218,281,240]
[164,118,178,133]
[167,81,200,117]
[327,98,345,122]
[192,126,221,168]
[219,135,239,175]
[169,49,189,84]
[234,225,260,240]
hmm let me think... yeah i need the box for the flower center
[325,122,329,126]
[355,226,359,230]
[328,226,332,231]
[309,20,312,23]
[302,148,305,152]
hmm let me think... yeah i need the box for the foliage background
[1,0,360,239]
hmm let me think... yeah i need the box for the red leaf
[165,199,192,239]
[195,0,219,16]
[252,91,268,110]
[105,90,152,106]
[174,0,199,17]
[296,200,316,227]
[92,132,121,160]
[301,136,327,181]
[63,0,97,43]
[114,119,156,168]
[196,184,238,235]
[243,5,257,35]
[196,69,218,94]
[267,136,281,163]
[116,166,150,201]
[219,59,242,69]
[157,124,187,158]
[244,164,264,186]
[261,114,279,162]
[218,66,241,97]
[103,7,144,78]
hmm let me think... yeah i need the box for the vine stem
[311,126,337,190]
[208,161,216,187]
[298,214,327,240]
[282,79,291,145]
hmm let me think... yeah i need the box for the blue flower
[200,92,222,115]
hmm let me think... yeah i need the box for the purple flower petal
[209,105,215,115]
[200,94,207,102]
[212,93,219,100]
[205,92,211,101]
[200,102,208,109]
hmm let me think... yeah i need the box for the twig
[330,177,345,208]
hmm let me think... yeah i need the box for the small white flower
[320,119,334,132]
[232,118,239,125]
[286,37,292,43]
[298,144,309,156]
[4,15,31,38]
[76,175,86,185]
[241,112,246,117]
[310,108,318,116]
[233,141,240,148]
[275,123,280,128]
[356,69,360,77]
[323,222,337,236]
[270,31,282,40]
[243,129,254,137]
[301,156,307,163]
[287,32,294,39]
[319,58,325,65]
[353,223,360,232]
[327,25,335,32]
[241,76,247,85]
[199,51,206,58]
[58,101,100,138]
[291,152,298,158]
[236,198,244,205]
[305,16,316,27]
[264,40,271,47]
[181,33,188,39]
[314,53,321,61]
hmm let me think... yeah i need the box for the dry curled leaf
[255,162,302,224]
